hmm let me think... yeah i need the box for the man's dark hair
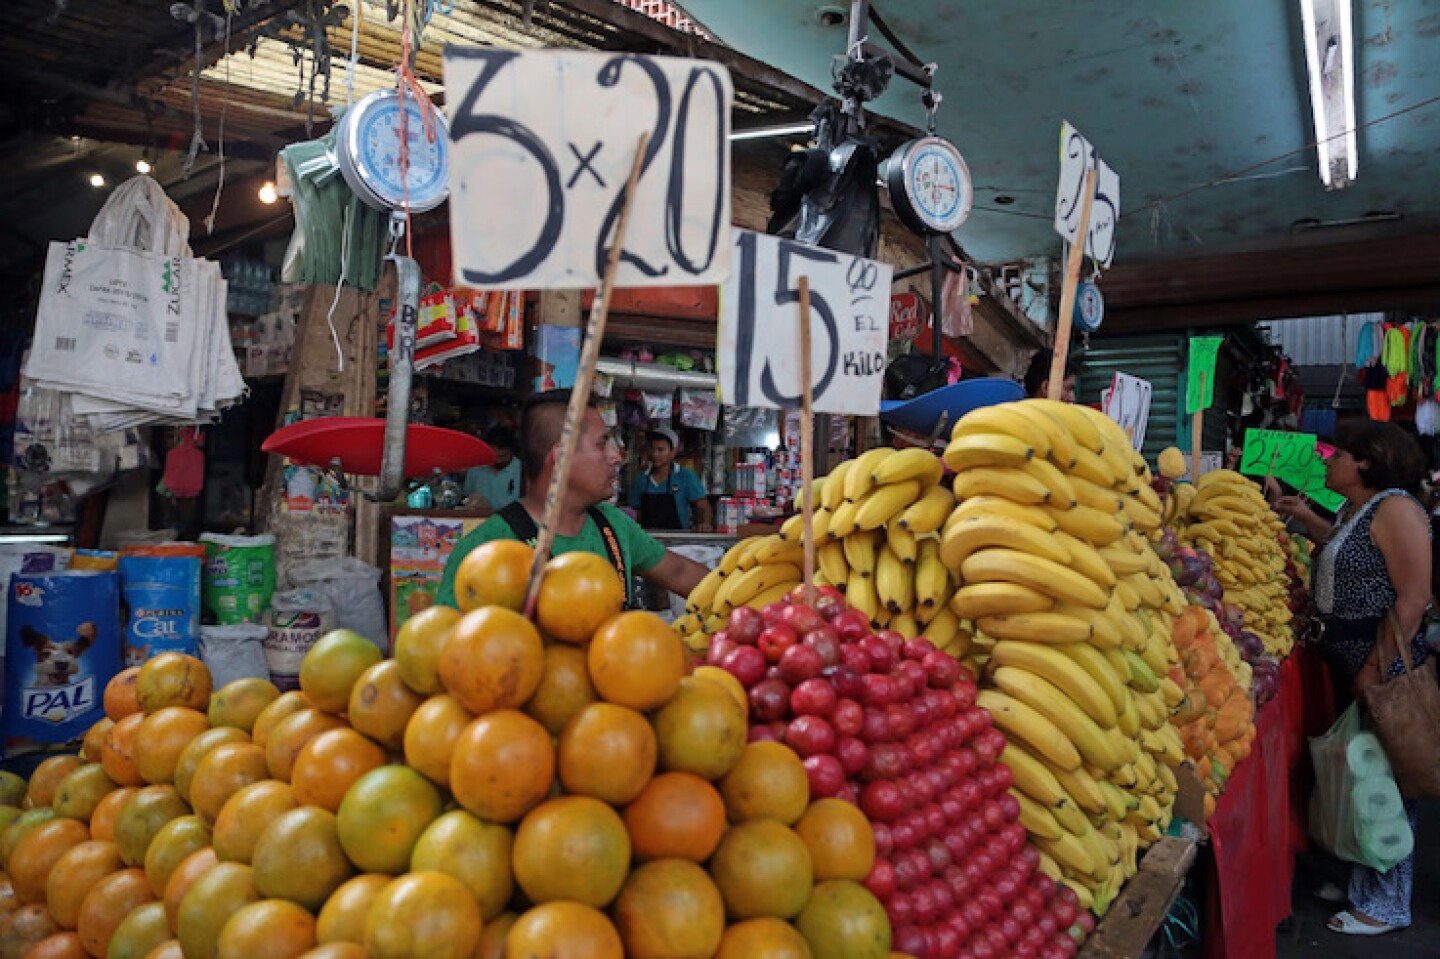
[1333,418,1427,495]
[518,390,597,481]
[1024,349,1080,398]
[485,424,516,452]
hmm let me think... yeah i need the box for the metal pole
[928,233,944,363]
[374,254,420,501]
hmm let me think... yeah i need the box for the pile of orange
[0,541,890,959]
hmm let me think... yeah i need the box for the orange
[0,807,57,864]
[52,763,119,822]
[250,691,311,751]
[297,945,367,959]
[299,631,382,715]
[437,607,544,714]
[162,848,219,933]
[25,931,88,959]
[291,728,386,812]
[449,710,554,824]
[189,743,269,824]
[173,728,250,804]
[587,612,686,710]
[708,819,814,920]
[716,918,815,959]
[8,817,89,904]
[252,807,354,912]
[794,798,875,882]
[512,796,630,908]
[692,666,748,718]
[315,874,389,945]
[346,661,422,751]
[0,768,25,806]
[1,903,61,957]
[105,901,171,959]
[402,695,472,788]
[794,880,890,959]
[264,709,346,783]
[113,785,189,867]
[135,708,211,785]
[505,902,623,959]
[452,539,534,613]
[101,714,146,787]
[207,678,281,734]
[363,871,480,959]
[652,677,746,781]
[76,867,155,957]
[175,862,260,959]
[335,766,442,875]
[622,772,726,863]
[45,840,124,929]
[557,703,656,806]
[473,912,516,959]
[613,859,724,959]
[82,718,115,763]
[144,941,184,959]
[393,605,461,694]
[720,742,810,825]
[104,668,143,722]
[212,781,297,864]
[409,810,513,921]
[136,654,212,714]
[26,755,85,808]
[142,815,211,898]
[217,899,316,959]
[88,788,137,844]
[525,644,598,736]
[536,551,625,645]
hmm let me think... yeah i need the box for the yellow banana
[1070,445,1118,489]
[976,611,1095,644]
[897,484,955,534]
[1132,691,1167,730]
[715,562,802,613]
[719,536,761,575]
[961,548,1110,609]
[1121,495,1163,533]
[686,566,725,614]
[1156,761,1178,794]
[914,538,949,613]
[1049,763,1109,819]
[1022,457,1079,509]
[1069,475,1125,513]
[991,667,1130,771]
[953,403,1052,454]
[1133,480,1165,518]
[952,467,1053,506]
[780,507,831,544]
[854,480,923,531]
[844,447,892,501]
[1045,503,1128,546]
[943,432,1035,472]
[939,626,974,660]
[1002,742,1071,808]
[872,447,944,488]
[1097,542,1150,576]
[1035,830,1101,881]
[889,610,921,639]
[735,535,782,571]
[842,529,882,576]
[1097,441,1136,491]
[1036,850,1063,882]
[950,582,1054,620]
[1114,578,1142,611]
[818,541,849,586]
[979,689,1084,771]
[1096,781,1135,821]
[948,495,1057,533]
[1115,690,1141,737]
[1157,677,1185,709]
[1027,398,1105,453]
[1122,650,1159,692]
[1011,789,1065,841]
[821,460,852,511]
[753,536,805,567]
[990,641,1118,728]
[1058,642,1128,713]
[886,523,918,564]
[846,568,879,620]
[1008,400,1079,469]
[747,581,800,610]
[939,514,1072,571]
[1054,531,1117,590]
[828,499,861,539]
[1122,572,1164,608]
[921,603,962,645]
[876,543,915,614]
[1195,468,1256,490]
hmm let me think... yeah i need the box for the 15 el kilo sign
[718,230,893,416]
[444,48,734,290]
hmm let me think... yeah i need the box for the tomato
[860,636,894,672]
[862,858,895,901]
[778,644,825,684]
[790,679,837,717]
[721,646,766,687]
[923,651,961,688]
[859,781,905,822]
[727,607,763,645]
[802,755,845,797]
[707,635,738,667]
[831,609,870,641]
[757,624,798,663]
[747,679,791,724]
[785,716,836,758]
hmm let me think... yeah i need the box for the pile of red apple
[706,586,1095,959]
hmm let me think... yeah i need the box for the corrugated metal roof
[1263,313,1384,367]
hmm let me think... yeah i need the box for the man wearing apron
[629,428,713,532]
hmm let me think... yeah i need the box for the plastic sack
[119,544,205,663]
[266,588,335,691]
[288,557,386,651]
[199,625,270,690]
[1309,703,1415,872]
[200,533,276,625]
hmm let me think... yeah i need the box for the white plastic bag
[288,557,387,650]
[1309,703,1414,872]
[199,625,270,689]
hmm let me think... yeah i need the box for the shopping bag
[1358,612,1440,799]
[1309,703,1414,871]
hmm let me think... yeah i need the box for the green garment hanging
[282,126,389,292]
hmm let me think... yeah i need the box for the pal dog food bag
[120,544,205,663]
[3,570,121,754]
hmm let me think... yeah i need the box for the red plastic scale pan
[262,417,495,477]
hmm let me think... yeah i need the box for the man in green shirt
[437,391,709,609]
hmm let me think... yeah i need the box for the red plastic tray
[262,417,495,477]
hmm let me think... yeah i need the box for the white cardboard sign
[718,230,893,416]
[444,48,733,290]
[1054,121,1120,268]
[1101,372,1152,451]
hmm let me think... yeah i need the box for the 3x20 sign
[443,48,733,290]
[1054,121,1120,269]
[718,230,893,416]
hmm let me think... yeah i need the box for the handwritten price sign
[718,230,893,416]
[1240,429,1344,512]
[444,49,733,290]
[1054,121,1120,268]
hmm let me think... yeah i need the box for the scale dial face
[888,136,973,235]
[341,89,450,213]
[1075,280,1105,332]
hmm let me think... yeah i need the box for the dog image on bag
[21,622,97,687]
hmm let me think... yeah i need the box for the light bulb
[88,173,105,188]
[135,159,152,174]
[258,181,278,204]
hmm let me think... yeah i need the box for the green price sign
[1239,429,1344,512]
[1186,336,1223,414]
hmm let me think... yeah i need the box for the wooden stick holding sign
[798,276,816,605]
[1192,372,1206,482]
[523,132,650,617]
[1048,168,1098,401]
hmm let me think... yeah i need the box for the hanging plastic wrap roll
[1345,731,1392,778]
[1352,777,1405,825]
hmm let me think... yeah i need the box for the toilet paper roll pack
[1345,732,1392,779]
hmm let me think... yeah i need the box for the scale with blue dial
[884,136,974,236]
[336,88,451,214]
[1074,279,1105,333]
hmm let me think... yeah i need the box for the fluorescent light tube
[729,123,816,142]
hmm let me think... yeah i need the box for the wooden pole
[1191,371,1206,482]
[1048,167,1098,401]
[798,276,816,605]
[523,132,650,617]
[1266,443,1282,481]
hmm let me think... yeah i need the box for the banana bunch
[938,399,1188,915]
[1173,469,1296,656]
[673,532,807,650]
